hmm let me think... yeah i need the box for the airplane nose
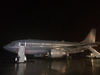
[3,44,18,53]
[3,45,6,49]
[3,45,8,50]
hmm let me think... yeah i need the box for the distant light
[62,70,65,73]
[51,52,53,54]
[63,52,66,55]
[24,57,27,61]
[91,53,93,56]
[81,50,84,52]
[40,46,43,47]
[45,55,48,56]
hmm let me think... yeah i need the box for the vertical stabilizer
[81,29,96,43]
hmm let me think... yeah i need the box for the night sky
[0,1,100,56]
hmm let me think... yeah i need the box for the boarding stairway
[17,43,27,62]
[86,46,100,58]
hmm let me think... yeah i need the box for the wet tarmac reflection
[15,63,26,75]
[1,58,100,75]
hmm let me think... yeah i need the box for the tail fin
[81,29,96,43]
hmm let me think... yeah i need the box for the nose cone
[3,45,8,50]
[3,44,18,53]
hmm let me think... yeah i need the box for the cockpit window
[10,42,16,45]
[9,42,15,46]
[10,42,15,45]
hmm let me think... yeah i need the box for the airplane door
[20,41,26,47]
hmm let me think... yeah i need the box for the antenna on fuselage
[62,40,65,42]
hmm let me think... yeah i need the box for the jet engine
[47,49,66,58]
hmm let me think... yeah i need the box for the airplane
[3,29,100,58]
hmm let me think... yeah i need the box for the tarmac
[0,57,100,75]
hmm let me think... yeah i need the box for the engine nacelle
[47,49,66,58]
